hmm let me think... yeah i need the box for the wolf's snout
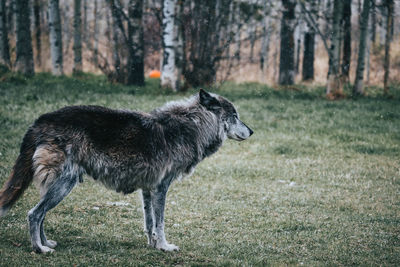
[248,127,254,136]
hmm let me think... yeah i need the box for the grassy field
[0,72,399,266]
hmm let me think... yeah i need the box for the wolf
[0,89,253,253]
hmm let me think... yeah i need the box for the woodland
[0,0,398,97]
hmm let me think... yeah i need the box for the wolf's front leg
[149,177,179,251]
[141,190,155,247]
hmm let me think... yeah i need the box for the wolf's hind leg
[150,174,179,252]
[40,219,57,248]
[28,163,78,253]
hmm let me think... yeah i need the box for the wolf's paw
[156,242,180,252]
[34,245,55,254]
[43,240,57,249]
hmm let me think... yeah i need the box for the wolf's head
[199,89,253,141]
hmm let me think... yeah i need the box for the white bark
[49,0,63,75]
[353,0,371,95]
[161,0,177,90]
[326,0,343,96]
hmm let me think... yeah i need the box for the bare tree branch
[298,0,331,57]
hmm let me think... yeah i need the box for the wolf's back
[0,129,36,216]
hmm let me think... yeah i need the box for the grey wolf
[0,89,253,253]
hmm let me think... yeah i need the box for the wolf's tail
[0,130,35,217]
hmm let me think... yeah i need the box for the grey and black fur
[0,89,253,253]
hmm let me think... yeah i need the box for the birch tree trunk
[383,0,394,94]
[279,0,296,85]
[49,0,63,75]
[15,0,34,75]
[127,0,144,85]
[0,0,10,66]
[326,0,343,98]
[73,0,82,73]
[353,0,371,96]
[341,0,351,81]
[161,0,177,90]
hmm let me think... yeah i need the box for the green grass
[0,72,399,266]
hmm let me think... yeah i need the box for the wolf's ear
[199,89,221,111]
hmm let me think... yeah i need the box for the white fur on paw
[156,242,180,252]
[39,246,55,253]
[44,240,57,249]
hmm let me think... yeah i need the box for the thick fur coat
[0,89,253,253]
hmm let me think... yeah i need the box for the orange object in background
[149,70,161,78]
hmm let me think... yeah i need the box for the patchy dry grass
[0,73,399,266]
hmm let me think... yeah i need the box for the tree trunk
[295,35,301,75]
[174,0,184,90]
[260,2,271,72]
[301,0,317,81]
[33,0,41,68]
[366,29,371,85]
[0,0,10,66]
[49,0,63,75]
[6,0,14,35]
[61,2,71,57]
[370,0,376,46]
[110,0,121,83]
[234,2,241,62]
[83,0,87,43]
[161,0,177,90]
[341,0,351,81]
[302,30,315,81]
[73,0,82,74]
[353,0,371,96]
[127,0,144,86]
[326,0,343,98]
[105,3,112,60]
[383,0,394,94]
[279,0,296,85]
[93,0,99,67]
[15,0,34,75]
[248,2,256,63]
